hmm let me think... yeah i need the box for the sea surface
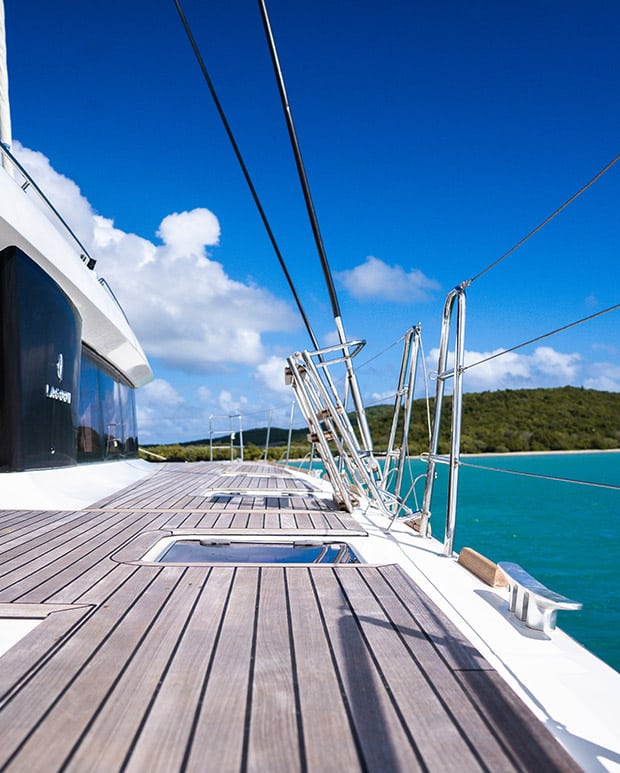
[402,450,619,672]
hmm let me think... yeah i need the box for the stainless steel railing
[0,141,97,271]
[418,285,467,555]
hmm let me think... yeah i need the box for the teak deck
[0,461,580,771]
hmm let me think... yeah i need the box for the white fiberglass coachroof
[0,166,152,387]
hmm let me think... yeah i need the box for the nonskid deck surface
[0,462,579,771]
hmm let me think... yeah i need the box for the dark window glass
[119,381,138,454]
[78,348,140,462]
[0,247,80,470]
[77,352,103,460]
[159,541,359,564]
[0,247,140,471]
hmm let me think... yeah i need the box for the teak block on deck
[458,546,508,588]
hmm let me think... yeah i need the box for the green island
[141,386,620,462]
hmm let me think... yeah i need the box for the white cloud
[136,378,188,440]
[529,346,581,379]
[323,329,341,347]
[336,256,439,303]
[254,356,290,395]
[583,363,620,392]
[217,390,248,415]
[426,345,583,390]
[140,378,185,406]
[197,386,213,402]
[12,143,95,246]
[369,389,398,404]
[14,142,298,374]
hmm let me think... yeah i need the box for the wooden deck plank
[210,511,236,528]
[286,568,361,771]
[360,566,514,770]
[0,510,165,604]
[6,567,185,771]
[0,461,586,773]
[0,512,125,600]
[310,568,423,770]
[262,511,281,530]
[247,511,265,529]
[0,509,70,539]
[0,606,91,704]
[454,670,582,772]
[25,512,169,604]
[125,567,235,772]
[247,568,301,772]
[185,567,259,771]
[0,511,100,565]
[293,512,313,529]
[0,566,157,767]
[336,567,486,771]
[64,567,207,772]
[62,562,139,606]
[280,512,298,529]
[168,511,219,529]
[377,564,492,671]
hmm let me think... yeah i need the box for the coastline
[461,448,620,458]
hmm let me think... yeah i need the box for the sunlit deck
[0,461,580,771]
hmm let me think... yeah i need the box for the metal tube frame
[418,286,467,555]
[383,325,421,500]
[285,341,410,520]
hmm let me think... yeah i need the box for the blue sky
[5,0,619,442]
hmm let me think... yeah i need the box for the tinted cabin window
[0,247,140,470]
[77,349,140,461]
[0,247,80,471]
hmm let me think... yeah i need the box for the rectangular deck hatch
[149,538,359,565]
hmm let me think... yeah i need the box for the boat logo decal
[45,352,72,403]
[45,384,72,404]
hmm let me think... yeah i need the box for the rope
[466,154,620,287]
[463,302,620,372]
[459,460,620,492]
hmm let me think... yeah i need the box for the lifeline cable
[458,460,620,492]
[462,302,620,373]
[465,154,620,287]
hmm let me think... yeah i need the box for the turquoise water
[406,451,620,672]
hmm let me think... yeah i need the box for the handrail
[209,414,244,461]
[384,325,422,525]
[306,339,366,366]
[286,342,413,520]
[418,286,467,555]
[98,277,131,324]
[0,142,97,271]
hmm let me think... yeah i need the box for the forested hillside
[142,387,619,461]
[366,386,619,454]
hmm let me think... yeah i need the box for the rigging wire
[458,460,620,492]
[172,0,320,352]
[356,333,408,372]
[463,302,620,373]
[256,0,341,322]
[465,154,620,287]
[256,0,374,452]
[419,334,433,442]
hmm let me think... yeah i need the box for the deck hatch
[146,537,359,565]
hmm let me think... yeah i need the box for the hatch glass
[155,539,359,564]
